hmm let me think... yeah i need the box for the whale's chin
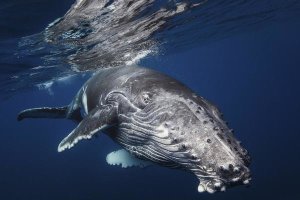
[196,172,251,193]
[197,178,226,193]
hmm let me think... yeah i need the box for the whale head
[118,81,251,193]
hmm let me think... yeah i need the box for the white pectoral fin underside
[58,105,116,152]
[106,149,152,168]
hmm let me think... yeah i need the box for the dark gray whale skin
[18,65,251,193]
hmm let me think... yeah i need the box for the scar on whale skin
[18,65,251,193]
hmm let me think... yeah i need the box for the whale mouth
[197,170,251,193]
[198,178,226,193]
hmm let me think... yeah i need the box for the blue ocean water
[0,0,300,199]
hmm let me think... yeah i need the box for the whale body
[18,65,251,193]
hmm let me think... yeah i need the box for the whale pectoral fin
[58,105,117,152]
[17,106,68,121]
[106,149,152,168]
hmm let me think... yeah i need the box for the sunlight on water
[0,0,299,98]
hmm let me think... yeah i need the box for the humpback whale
[18,65,251,193]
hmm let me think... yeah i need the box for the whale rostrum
[18,65,251,193]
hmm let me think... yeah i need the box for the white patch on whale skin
[198,184,205,193]
[73,0,85,9]
[82,86,89,114]
[57,125,105,152]
[58,134,91,152]
[156,124,169,138]
[46,18,62,29]
[106,149,151,168]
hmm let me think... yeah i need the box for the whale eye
[142,92,152,104]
